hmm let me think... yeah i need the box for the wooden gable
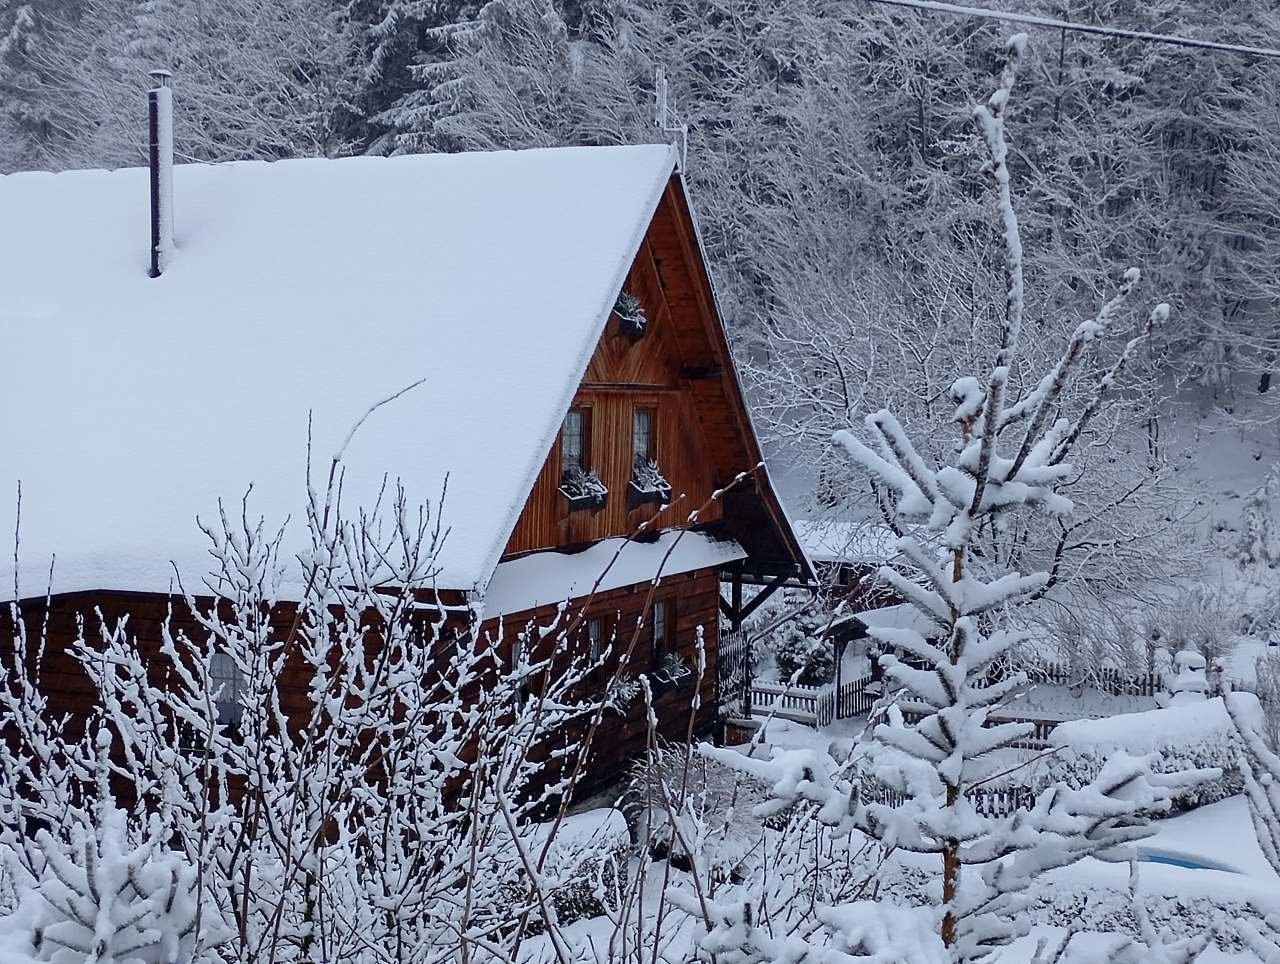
[502,177,808,578]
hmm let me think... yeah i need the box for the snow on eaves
[0,145,677,601]
[481,531,745,620]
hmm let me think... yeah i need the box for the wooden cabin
[0,144,812,792]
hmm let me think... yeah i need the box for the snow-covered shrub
[1046,697,1254,810]
[0,466,612,961]
[1234,461,1280,571]
[1253,650,1280,752]
[496,809,630,930]
[1147,585,1235,670]
[1222,681,1280,960]
[626,743,769,880]
[0,800,209,964]
[1156,646,1209,708]
[766,613,833,687]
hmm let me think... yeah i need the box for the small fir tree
[832,36,1204,961]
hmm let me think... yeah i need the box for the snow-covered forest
[6,0,1280,961]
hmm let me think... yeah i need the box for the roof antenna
[653,67,688,171]
[148,68,174,278]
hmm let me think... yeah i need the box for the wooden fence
[1025,660,1162,698]
[751,680,825,723]
[717,629,750,716]
[748,674,883,726]
[858,780,1038,818]
[832,675,881,720]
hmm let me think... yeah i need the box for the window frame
[588,615,605,663]
[561,406,590,475]
[210,650,244,729]
[633,408,655,464]
[652,598,670,658]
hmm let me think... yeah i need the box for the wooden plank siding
[2,568,721,804]
[487,566,721,796]
[503,194,736,558]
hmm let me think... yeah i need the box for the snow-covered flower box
[628,456,671,509]
[559,464,608,512]
[652,651,692,691]
[613,289,647,337]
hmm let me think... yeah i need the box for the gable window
[629,407,670,509]
[633,409,654,462]
[562,408,587,474]
[560,407,608,511]
[210,651,244,728]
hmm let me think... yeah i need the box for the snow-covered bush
[496,809,631,929]
[1253,650,1280,752]
[0,775,211,964]
[1146,585,1237,671]
[1046,698,1255,810]
[626,743,770,879]
[1234,461,1280,571]
[1156,646,1210,708]
[0,467,608,961]
[765,609,834,687]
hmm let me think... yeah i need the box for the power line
[865,0,1280,60]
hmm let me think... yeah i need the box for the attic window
[562,408,587,473]
[633,409,653,461]
[614,288,647,338]
[629,408,671,510]
[560,407,607,511]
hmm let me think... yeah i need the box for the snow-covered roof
[828,603,937,639]
[0,145,678,600]
[482,531,745,619]
[793,520,897,564]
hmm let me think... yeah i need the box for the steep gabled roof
[1,146,677,599]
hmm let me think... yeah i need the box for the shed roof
[1,145,678,600]
[794,520,898,565]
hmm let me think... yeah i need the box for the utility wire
[865,0,1280,60]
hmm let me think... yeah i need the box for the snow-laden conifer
[830,35,1208,961]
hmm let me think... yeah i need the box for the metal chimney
[148,69,173,278]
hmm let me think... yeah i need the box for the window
[210,652,244,727]
[560,406,607,510]
[588,616,605,662]
[633,409,654,463]
[562,408,588,474]
[512,634,531,706]
[652,599,669,656]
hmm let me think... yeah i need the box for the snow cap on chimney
[148,68,173,278]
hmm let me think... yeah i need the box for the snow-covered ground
[739,710,1279,961]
